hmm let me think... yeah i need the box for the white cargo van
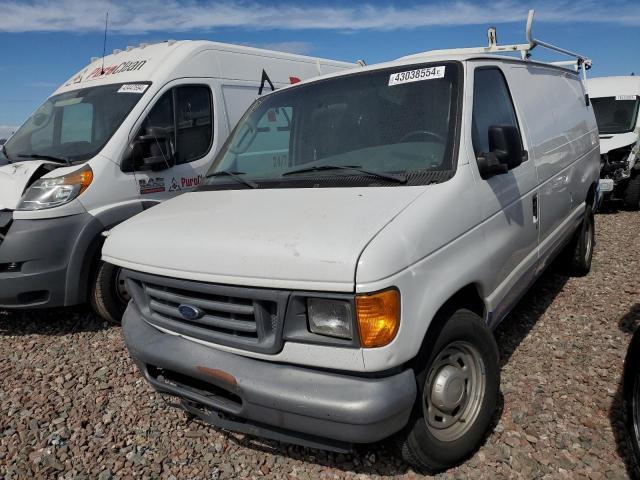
[588,76,640,209]
[0,40,355,321]
[104,13,600,471]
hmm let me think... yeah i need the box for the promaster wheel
[624,175,640,211]
[90,261,130,323]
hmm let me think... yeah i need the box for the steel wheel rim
[423,341,486,441]
[115,268,131,304]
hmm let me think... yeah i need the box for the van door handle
[532,194,539,228]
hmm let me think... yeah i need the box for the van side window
[472,68,522,157]
[137,85,213,167]
[176,86,213,164]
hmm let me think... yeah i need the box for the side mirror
[121,127,175,173]
[477,125,525,179]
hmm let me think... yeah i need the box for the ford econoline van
[0,40,355,321]
[588,76,640,209]
[104,14,600,471]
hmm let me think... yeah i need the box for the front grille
[125,270,290,354]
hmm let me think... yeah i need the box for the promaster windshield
[3,83,149,164]
[592,96,640,135]
[203,62,461,189]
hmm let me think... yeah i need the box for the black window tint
[472,68,521,155]
[176,86,213,164]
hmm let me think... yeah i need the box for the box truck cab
[588,76,640,209]
[0,40,355,321]
[104,13,600,472]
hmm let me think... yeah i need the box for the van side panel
[506,65,599,260]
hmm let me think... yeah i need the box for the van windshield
[3,83,149,164]
[592,96,640,134]
[204,62,460,189]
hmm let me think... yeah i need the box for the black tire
[624,175,640,211]
[89,261,129,323]
[623,329,640,478]
[562,204,595,277]
[398,309,500,473]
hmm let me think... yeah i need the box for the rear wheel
[562,204,595,277]
[89,261,130,323]
[398,309,499,473]
[624,175,640,211]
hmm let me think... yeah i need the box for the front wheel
[89,261,130,323]
[398,309,500,473]
[624,175,640,211]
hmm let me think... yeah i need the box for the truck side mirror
[121,127,176,173]
[477,125,525,179]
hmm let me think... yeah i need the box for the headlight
[356,289,400,348]
[307,298,353,339]
[17,165,93,211]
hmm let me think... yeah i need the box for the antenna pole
[101,12,109,75]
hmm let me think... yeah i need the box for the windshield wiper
[206,170,258,189]
[282,164,407,184]
[18,154,71,165]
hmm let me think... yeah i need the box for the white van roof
[588,76,640,98]
[56,40,355,95]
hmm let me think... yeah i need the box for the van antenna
[100,12,109,75]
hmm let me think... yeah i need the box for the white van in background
[588,76,640,209]
[104,12,600,471]
[0,40,356,321]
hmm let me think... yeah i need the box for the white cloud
[0,126,18,140]
[0,0,638,33]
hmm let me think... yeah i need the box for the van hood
[103,187,425,291]
[599,131,638,155]
[0,161,51,211]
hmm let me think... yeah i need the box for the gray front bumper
[0,213,103,308]
[123,303,417,446]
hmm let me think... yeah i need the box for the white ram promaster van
[104,13,600,471]
[588,76,640,209]
[0,40,355,321]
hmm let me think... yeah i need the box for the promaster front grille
[124,270,290,354]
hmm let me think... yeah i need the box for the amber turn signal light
[65,166,94,194]
[356,289,400,348]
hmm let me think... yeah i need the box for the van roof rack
[411,10,592,104]
[416,10,591,72]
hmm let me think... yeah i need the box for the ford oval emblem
[178,304,203,320]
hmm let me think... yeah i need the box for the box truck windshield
[591,96,640,134]
[204,63,459,188]
[4,83,149,164]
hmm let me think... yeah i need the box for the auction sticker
[118,83,149,94]
[389,66,445,86]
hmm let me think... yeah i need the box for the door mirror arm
[477,152,509,179]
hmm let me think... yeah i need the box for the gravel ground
[1,208,639,479]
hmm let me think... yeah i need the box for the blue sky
[1,0,639,138]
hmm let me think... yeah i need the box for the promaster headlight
[17,165,93,211]
[307,298,353,339]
